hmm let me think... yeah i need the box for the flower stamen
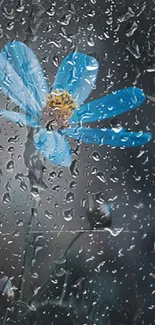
[47,89,77,120]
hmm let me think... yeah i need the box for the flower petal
[34,128,72,167]
[2,41,49,109]
[61,127,152,147]
[0,110,40,127]
[52,52,99,106]
[0,53,39,119]
[69,87,146,124]
[0,41,49,119]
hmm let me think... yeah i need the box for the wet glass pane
[0,0,154,324]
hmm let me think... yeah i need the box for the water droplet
[63,208,74,221]
[98,34,104,40]
[70,160,79,177]
[16,0,25,12]
[110,118,122,130]
[8,146,14,152]
[46,197,52,203]
[69,3,75,13]
[57,13,72,26]
[126,40,141,59]
[72,277,85,288]
[137,1,146,17]
[111,164,117,171]
[0,145,4,151]
[53,256,66,265]
[133,174,141,182]
[52,54,59,67]
[52,185,60,191]
[92,152,100,162]
[81,198,86,208]
[31,272,39,279]
[109,174,119,183]
[34,246,43,255]
[127,245,135,251]
[104,227,123,236]
[87,193,95,212]
[3,6,15,20]
[7,21,14,30]
[97,172,106,183]
[106,16,113,25]
[65,192,74,203]
[32,208,38,217]
[146,66,155,73]
[87,23,94,31]
[91,167,97,174]
[0,25,4,39]
[47,6,55,17]
[69,181,77,189]
[3,192,11,204]
[134,115,140,125]
[31,186,40,198]
[20,180,27,192]
[136,150,145,158]
[118,7,135,22]
[95,192,105,204]
[5,181,11,191]
[49,171,56,179]
[44,210,53,220]
[60,26,72,42]
[6,160,14,171]
[103,31,110,39]
[16,219,24,227]
[47,37,61,48]
[134,202,144,209]
[87,33,95,47]
[20,17,26,25]
[88,10,95,17]
[56,268,67,277]
[126,21,138,37]
[31,257,36,268]
[95,261,106,272]
[58,170,63,178]
[8,135,19,143]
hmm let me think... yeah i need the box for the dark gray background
[0,0,155,324]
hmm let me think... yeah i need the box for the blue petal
[34,128,72,167]
[61,127,152,147]
[0,41,49,119]
[0,110,40,127]
[69,87,146,124]
[0,52,39,119]
[52,52,99,107]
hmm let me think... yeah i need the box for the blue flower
[0,41,152,167]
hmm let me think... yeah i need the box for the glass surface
[0,0,154,324]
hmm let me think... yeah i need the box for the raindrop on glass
[65,191,74,203]
[44,210,53,220]
[63,208,74,221]
[6,160,14,171]
[92,151,100,162]
[3,192,11,204]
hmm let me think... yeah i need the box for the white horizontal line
[29,229,138,234]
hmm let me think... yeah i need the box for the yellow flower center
[47,89,77,120]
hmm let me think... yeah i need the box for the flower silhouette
[0,41,151,167]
